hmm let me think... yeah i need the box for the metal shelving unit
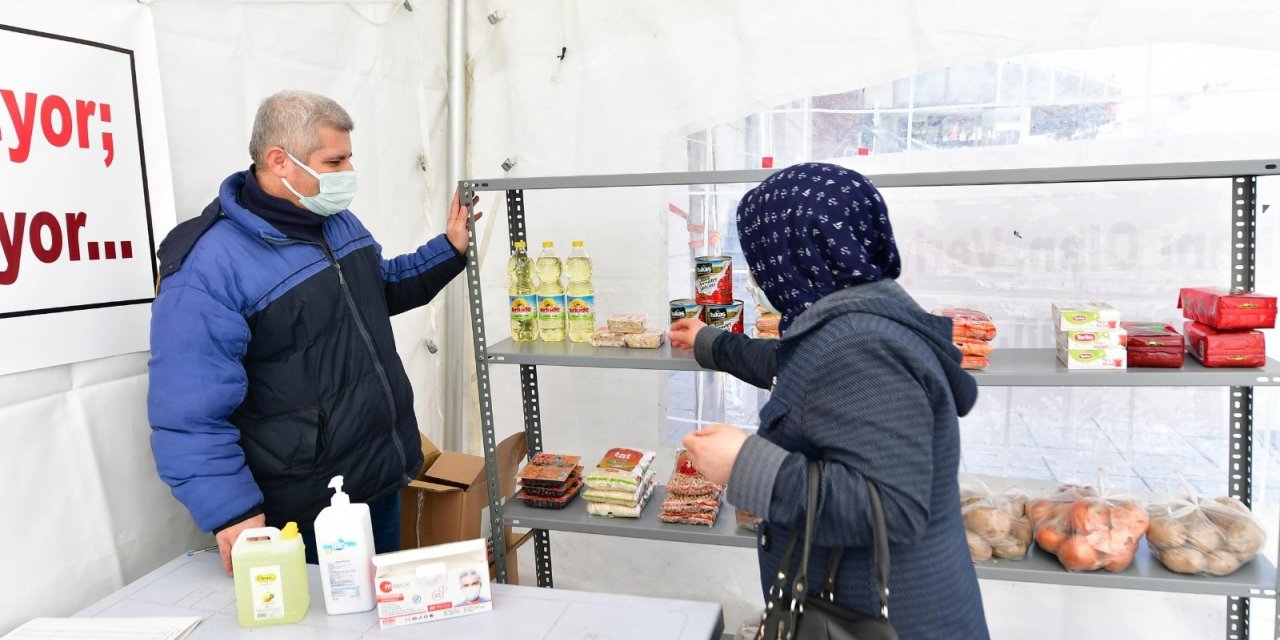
[460,159,1280,639]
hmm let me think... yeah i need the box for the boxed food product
[1027,484,1149,572]
[516,455,581,488]
[960,483,1031,562]
[515,478,583,510]
[1147,495,1266,576]
[1057,328,1129,350]
[1179,287,1277,330]
[518,471,583,498]
[591,327,626,348]
[1057,347,1127,370]
[372,539,492,629]
[932,308,997,341]
[1053,302,1121,331]
[624,331,665,349]
[1121,322,1185,368]
[1184,321,1266,368]
[607,314,646,334]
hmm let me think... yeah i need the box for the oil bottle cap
[572,240,584,248]
[542,241,554,248]
[514,241,526,249]
[281,522,300,540]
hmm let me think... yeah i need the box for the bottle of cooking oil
[507,241,537,342]
[535,241,565,342]
[233,522,310,628]
[566,240,594,343]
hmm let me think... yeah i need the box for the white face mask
[462,586,482,602]
[281,151,356,217]
[747,272,781,315]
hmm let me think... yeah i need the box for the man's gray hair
[249,90,354,166]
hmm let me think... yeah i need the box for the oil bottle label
[538,295,566,323]
[510,296,535,320]
[250,564,285,620]
[568,295,595,319]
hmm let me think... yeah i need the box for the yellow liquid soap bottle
[232,521,310,627]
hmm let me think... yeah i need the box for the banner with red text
[0,8,174,375]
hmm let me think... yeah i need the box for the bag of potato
[1026,480,1150,572]
[960,482,1032,562]
[1146,482,1266,577]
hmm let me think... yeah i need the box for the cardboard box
[372,538,492,629]
[400,431,527,582]
[1057,328,1128,349]
[1053,302,1121,331]
[1057,346,1127,370]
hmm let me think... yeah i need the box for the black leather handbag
[759,461,898,640]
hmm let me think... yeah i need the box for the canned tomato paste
[701,300,745,334]
[669,299,702,324]
[694,256,733,305]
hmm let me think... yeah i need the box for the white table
[74,553,725,639]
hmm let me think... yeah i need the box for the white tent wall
[465,0,1280,636]
[0,1,452,634]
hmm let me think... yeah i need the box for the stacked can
[669,255,744,334]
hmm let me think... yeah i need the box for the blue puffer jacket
[696,279,989,640]
[148,170,465,533]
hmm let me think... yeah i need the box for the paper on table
[2,617,202,640]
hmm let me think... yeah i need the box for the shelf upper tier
[484,340,1280,387]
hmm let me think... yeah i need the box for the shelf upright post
[459,182,514,584]
[1227,175,1259,640]
[504,188,556,588]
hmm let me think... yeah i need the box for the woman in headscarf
[671,162,989,639]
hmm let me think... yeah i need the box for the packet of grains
[585,448,656,493]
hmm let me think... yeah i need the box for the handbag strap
[794,461,893,620]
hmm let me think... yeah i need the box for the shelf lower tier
[976,540,1277,598]
[503,486,756,548]
[485,340,1280,387]
[503,486,1277,598]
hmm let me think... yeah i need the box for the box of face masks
[372,538,493,629]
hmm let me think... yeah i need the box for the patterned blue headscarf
[737,162,900,331]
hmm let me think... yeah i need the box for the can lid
[542,241,554,248]
[572,240,584,247]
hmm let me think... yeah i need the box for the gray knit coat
[695,280,990,640]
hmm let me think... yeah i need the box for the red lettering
[0,212,27,285]
[100,103,113,167]
[88,242,100,261]
[65,212,85,260]
[75,101,96,149]
[120,240,132,259]
[30,212,62,263]
[2,90,37,163]
[40,95,72,148]
[104,241,116,260]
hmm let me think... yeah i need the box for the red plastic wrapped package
[1184,321,1266,368]
[1179,287,1277,330]
[932,308,997,341]
[961,354,990,370]
[1121,322,1185,369]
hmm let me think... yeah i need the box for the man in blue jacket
[148,90,478,574]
